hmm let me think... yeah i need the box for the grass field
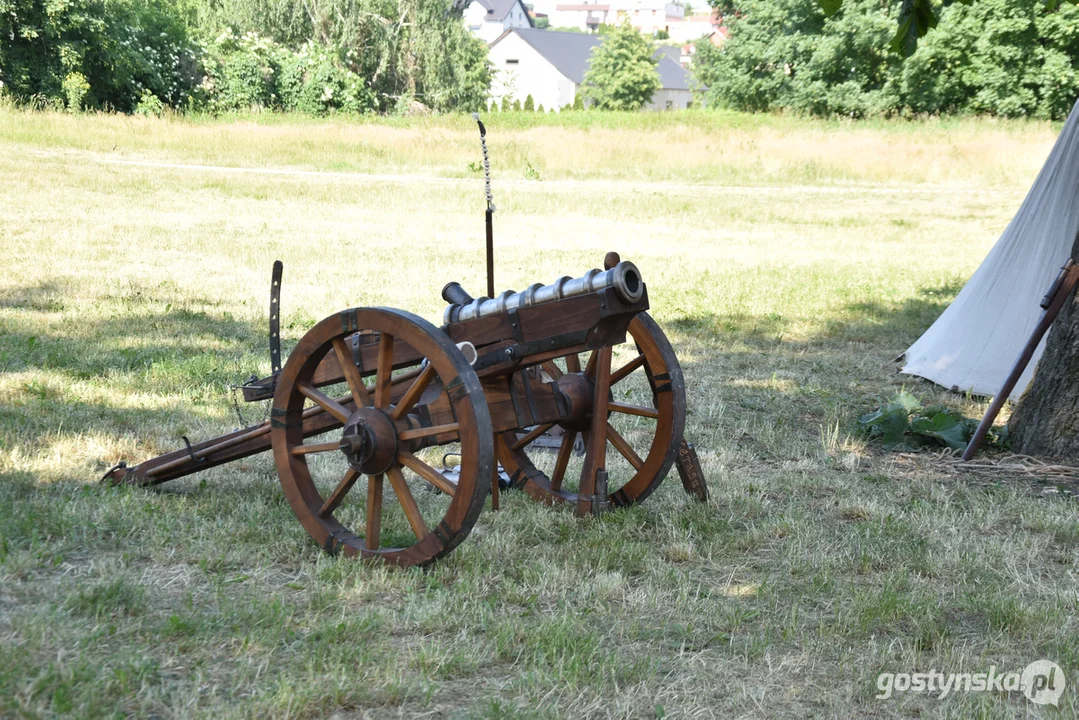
[1,106,1077,718]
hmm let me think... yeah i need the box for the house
[463,0,534,44]
[665,11,722,43]
[543,0,683,34]
[613,0,684,35]
[488,28,705,111]
[547,3,613,32]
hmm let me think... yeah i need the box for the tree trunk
[1008,234,1079,461]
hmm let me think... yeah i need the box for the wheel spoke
[297,383,351,423]
[610,354,645,386]
[541,361,563,380]
[398,422,460,441]
[291,440,340,456]
[319,468,362,517]
[374,333,395,409]
[332,337,372,408]
[511,422,556,451]
[550,430,577,493]
[608,401,660,419]
[607,422,644,470]
[390,363,436,421]
[398,451,457,496]
[366,474,383,550]
[387,466,429,539]
[565,353,582,373]
[584,350,598,377]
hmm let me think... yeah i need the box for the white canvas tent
[901,100,1079,400]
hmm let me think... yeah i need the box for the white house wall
[647,88,694,110]
[489,34,576,110]
[504,3,531,27]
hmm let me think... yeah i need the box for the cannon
[104,252,707,567]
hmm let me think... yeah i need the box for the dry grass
[0,107,1076,718]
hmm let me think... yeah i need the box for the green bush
[135,88,166,116]
[62,72,91,111]
[523,93,534,111]
[197,30,374,114]
[0,0,490,115]
[188,0,490,114]
[0,0,201,112]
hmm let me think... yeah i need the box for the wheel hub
[339,407,398,475]
[555,372,595,433]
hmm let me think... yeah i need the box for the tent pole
[962,258,1079,460]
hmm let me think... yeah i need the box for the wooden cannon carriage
[105,252,707,567]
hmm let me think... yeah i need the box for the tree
[523,93,535,110]
[581,21,660,111]
[1008,237,1079,461]
[699,0,1079,119]
[696,0,900,115]
[814,0,1079,56]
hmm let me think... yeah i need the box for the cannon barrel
[442,261,644,324]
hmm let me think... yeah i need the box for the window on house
[666,100,673,110]
[506,59,519,64]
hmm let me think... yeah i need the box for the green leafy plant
[62,73,90,111]
[134,88,166,116]
[858,391,1009,452]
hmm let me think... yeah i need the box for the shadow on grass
[659,279,963,455]
[668,279,961,350]
[0,280,265,381]
[0,279,278,480]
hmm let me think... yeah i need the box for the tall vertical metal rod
[473,113,496,298]
[486,209,495,299]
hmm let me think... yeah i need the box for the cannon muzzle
[443,261,644,324]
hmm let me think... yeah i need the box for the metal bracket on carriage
[238,260,285,402]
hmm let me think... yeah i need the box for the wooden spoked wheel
[497,312,685,507]
[270,307,494,567]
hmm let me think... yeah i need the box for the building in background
[464,0,534,43]
[488,28,705,111]
[665,10,723,43]
[535,0,694,35]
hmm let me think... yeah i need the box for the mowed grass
[1,107,1077,718]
